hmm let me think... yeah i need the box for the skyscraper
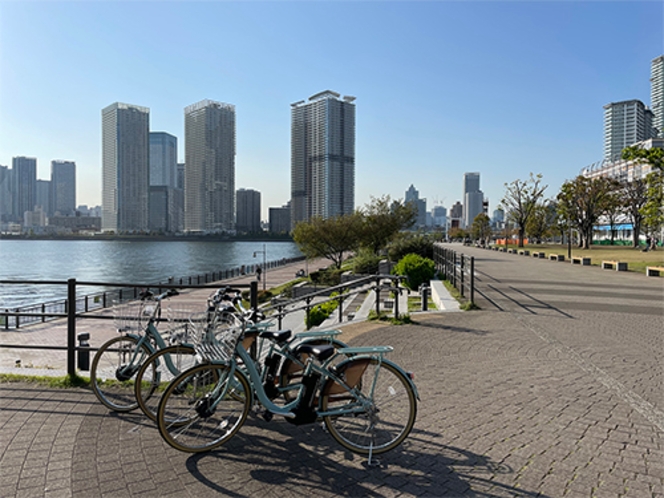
[11,156,37,223]
[102,102,150,232]
[149,132,177,188]
[291,90,355,228]
[651,55,664,137]
[236,188,261,233]
[463,172,483,229]
[51,160,76,216]
[405,184,426,228]
[603,100,656,161]
[184,99,236,233]
[0,165,11,222]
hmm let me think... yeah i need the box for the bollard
[77,332,90,371]
[420,284,429,311]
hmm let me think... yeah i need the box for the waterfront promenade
[1,245,663,497]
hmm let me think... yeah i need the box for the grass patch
[518,244,664,274]
[407,296,437,312]
[367,310,413,325]
[0,373,90,388]
[441,278,479,310]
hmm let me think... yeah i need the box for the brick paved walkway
[1,245,662,497]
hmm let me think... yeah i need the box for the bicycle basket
[190,311,243,362]
[165,308,200,345]
[113,300,154,333]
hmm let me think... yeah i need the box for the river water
[0,239,301,309]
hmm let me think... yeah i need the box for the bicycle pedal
[262,410,273,422]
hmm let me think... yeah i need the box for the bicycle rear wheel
[134,344,197,422]
[157,363,251,453]
[90,335,154,412]
[321,358,417,455]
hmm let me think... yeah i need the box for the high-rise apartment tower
[291,90,355,228]
[101,103,150,232]
[184,99,236,233]
[11,156,37,223]
[651,55,664,138]
[51,160,76,216]
[236,188,261,233]
[603,100,656,161]
[463,172,483,229]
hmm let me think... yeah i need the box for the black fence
[433,244,475,305]
[0,278,258,377]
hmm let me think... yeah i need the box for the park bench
[601,260,627,271]
[646,266,664,277]
[549,254,565,262]
[571,257,591,266]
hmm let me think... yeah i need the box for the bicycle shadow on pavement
[183,417,549,498]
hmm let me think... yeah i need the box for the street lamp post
[253,244,266,291]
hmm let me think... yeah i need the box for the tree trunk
[518,227,525,248]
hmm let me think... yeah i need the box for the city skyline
[0,2,661,219]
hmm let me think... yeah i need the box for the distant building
[51,160,76,216]
[0,165,11,222]
[184,99,235,233]
[291,90,355,228]
[652,55,664,137]
[269,203,291,234]
[149,186,183,233]
[177,163,185,190]
[102,102,150,232]
[236,188,261,233]
[12,156,37,224]
[431,205,447,229]
[150,132,178,188]
[49,214,101,233]
[603,100,657,161]
[492,207,505,228]
[463,172,484,229]
[583,137,664,182]
[450,201,463,221]
[36,180,51,216]
[405,184,426,228]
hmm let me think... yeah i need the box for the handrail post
[278,305,283,330]
[375,278,381,317]
[393,279,400,320]
[460,256,465,297]
[67,278,77,377]
[250,280,258,313]
[470,256,475,305]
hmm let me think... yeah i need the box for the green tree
[292,213,364,269]
[622,145,664,172]
[601,179,623,245]
[525,201,557,244]
[620,177,648,248]
[641,171,664,246]
[359,196,416,255]
[471,213,491,244]
[557,176,615,249]
[502,173,548,247]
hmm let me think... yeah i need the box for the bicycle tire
[321,358,417,455]
[90,335,154,412]
[157,363,251,453]
[278,337,348,402]
[134,344,197,422]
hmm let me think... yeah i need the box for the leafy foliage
[470,213,492,242]
[641,171,664,240]
[360,196,417,255]
[292,213,364,268]
[387,232,435,262]
[391,253,435,290]
[351,247,382,274]
[622,145,664,172]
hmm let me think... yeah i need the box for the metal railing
[0,278,257,377]
[433,243,475,305]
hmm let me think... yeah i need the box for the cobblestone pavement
[1,245,662,497]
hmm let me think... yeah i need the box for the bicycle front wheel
[135,344,197,422]
[157,363,251,453]
[321,358,417,455]
[90,335,154,412]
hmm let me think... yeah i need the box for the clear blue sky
[1,1,662,219]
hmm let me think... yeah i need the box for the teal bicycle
[156,315,419,457]
[133,287,350,422]
[89,288,192,412]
